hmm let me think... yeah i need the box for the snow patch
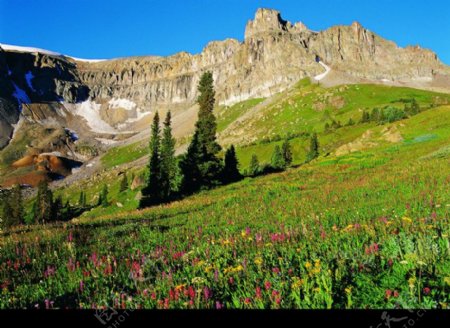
[314,61,331,81]
[12,82,31,109]
[68,56,107,63]
[108,98,137,111]
[25,71,36,92]
[0,43,61,56]
[73,100,117,134]
[95,138,118,145]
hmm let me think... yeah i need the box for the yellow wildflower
[305,261,312,269]
[175,284,186,291]
[345,287,352,295]
[241,230,247,238]
[402,217,412,224]
[204,266,214,273]
[291,277,304,289]
[254,257,263,266]
[314,259,321,267]
[222,239,231,246]
[444,277,450,286]
[196,260,205,267]
[408,277,416,288]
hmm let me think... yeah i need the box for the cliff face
[0,8,449,150]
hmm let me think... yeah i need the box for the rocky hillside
[1,8,449,186]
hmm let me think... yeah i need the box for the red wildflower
[385,289,392,299]
[188,286,196,299]
[393,290,399,298]
[244,298,252,305]
[255,286,262,299]
[265,281,271,290]
[423,287,431,295]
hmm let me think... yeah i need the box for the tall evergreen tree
[179,131,202,194]
[222,145,242,183]
[160,111,177,200]
[100,184,109,207]
[271,145,286,170]
[281,140,293,167]
[180,71,222,194]
[249,154,260,177]
[52,195,64,222]
[119,174,128,193]
[10,184,24,226]
[1,199,14,229]
[78,191,86,208]
[35,180,53,224]
[307,133,320,162]
[0,186,24,228]
[140,112,163,208]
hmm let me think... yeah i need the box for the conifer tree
[249,154,260,177]
[100,184,109,207]
[35,180,53,224]
[10,184,24,226]
[160,111,177,200]
[271,145,286,170]
[307,132,320,162]
[52,195,63,222]
[179,131,202,194]
[140,112,162,207]
[180,72,222,193]
[119,174,128,193]
[281,140,293,167]
[79,191,86,208]
[222,145,242,183]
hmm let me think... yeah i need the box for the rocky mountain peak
[244,8,289,39]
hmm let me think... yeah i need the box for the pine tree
[10,184,24,226]
[249,154,260,177]
[409,98,420,115]
[140,112,162,207]
[271,145,286,170]
[100,184,109,207]
[307,133,319,162]
[222,145,242,183]
[160,111,177,200]
[196,72,221,156]
[78,191,86,208]
[35,180,53,224]
[360,110,370,123]
[119,174,128,193]
[179,131,202,194]
[180,72,222,194]
[52,195,63,222]
[281,140,293,167]
[1,199,14,229]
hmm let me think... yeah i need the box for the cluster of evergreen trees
[360,99,421,125]
[245,132,319,177]
[0,185,24,228]
[139,72,242,208]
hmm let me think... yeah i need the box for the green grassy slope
[1,101,449,309]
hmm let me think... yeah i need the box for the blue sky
[0,0,449,64]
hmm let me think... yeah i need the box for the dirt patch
[381,125,403,143]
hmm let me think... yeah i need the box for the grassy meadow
[1,91,449,308]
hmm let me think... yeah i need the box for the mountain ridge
[1,8,449,186]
